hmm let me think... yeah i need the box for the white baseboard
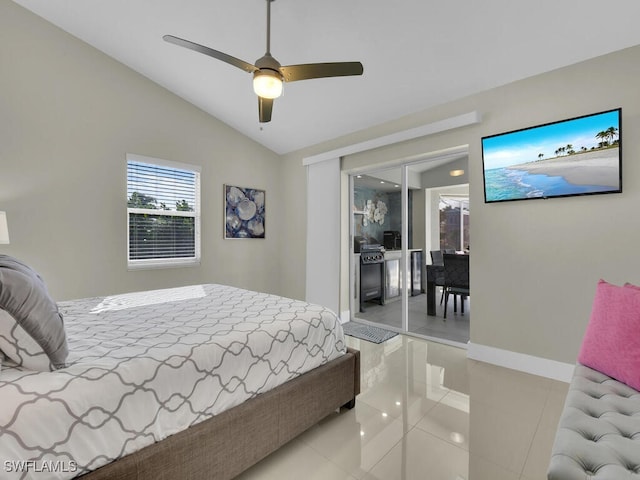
[338,313,573,382]
[467,342,574,383]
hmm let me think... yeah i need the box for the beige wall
[282,45,640,365]
[4,2,640,367]
[0,2,283,300]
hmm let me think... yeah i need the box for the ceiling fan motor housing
[255,53,282,76]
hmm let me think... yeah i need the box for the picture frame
[481,108,622,203]
[224,185,265,239]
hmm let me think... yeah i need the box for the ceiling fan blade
[280,62,363,82]
[258,97,274,123]
[163,35,257,74]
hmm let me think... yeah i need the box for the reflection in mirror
[350,155,471,345]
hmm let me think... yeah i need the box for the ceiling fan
[163,0,363,123]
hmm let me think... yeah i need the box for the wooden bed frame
[80,347,360,480]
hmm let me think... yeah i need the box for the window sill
[127,259,201,271]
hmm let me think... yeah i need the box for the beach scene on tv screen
[482,110,620,202]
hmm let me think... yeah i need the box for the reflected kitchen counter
[384,249,423,302]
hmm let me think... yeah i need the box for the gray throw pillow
[0,255,68,370]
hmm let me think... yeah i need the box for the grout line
[517,383,554,478]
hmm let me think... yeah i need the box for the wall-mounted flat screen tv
[481,108,621,203]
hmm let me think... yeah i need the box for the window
[126,154,201,269]
[439,195,469,252]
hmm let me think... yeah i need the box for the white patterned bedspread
[0,284,346,479]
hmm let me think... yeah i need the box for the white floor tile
[299,401,405,479]
[363,427,468,480]
[233,334,567,480]
[235,438,356,480]
[415,391,470,450]
[469,453,520,480]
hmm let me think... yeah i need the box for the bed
[0,258,359,480]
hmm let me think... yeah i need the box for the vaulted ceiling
[13,0,640,154]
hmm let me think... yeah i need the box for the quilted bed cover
[0,284,346,479]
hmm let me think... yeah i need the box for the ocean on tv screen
[484,167,612,202]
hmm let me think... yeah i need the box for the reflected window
[439,195,469,252]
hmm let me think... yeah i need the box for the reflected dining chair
[430,250,444,266]
[442,253,470,319]
[430,250,445,305]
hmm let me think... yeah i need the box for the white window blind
[126,154,201,269]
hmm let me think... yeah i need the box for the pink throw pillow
[578,279,640,391]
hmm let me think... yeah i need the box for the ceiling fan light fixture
[253,70,283,99]
[164,0,362,121]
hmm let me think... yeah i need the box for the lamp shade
[0,211,9,244]
[253,70,283,99]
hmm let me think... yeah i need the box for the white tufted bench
[548,364,640,479]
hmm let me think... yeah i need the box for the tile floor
[356,292,471,344]
[235,334,568,480]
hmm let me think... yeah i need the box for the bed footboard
[80,348,360,480]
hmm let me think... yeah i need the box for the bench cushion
[548,364,640,479]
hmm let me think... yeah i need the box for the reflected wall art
[224,185,265,239]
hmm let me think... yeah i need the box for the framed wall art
[224,185,265,239]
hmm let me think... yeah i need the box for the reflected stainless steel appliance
[353,236,367,253]
[410,250,423,296]
[383,231,401,250]
[359,245,385,312]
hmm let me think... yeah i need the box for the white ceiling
[13,0,640,155]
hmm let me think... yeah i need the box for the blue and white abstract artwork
[224,185,265,239]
